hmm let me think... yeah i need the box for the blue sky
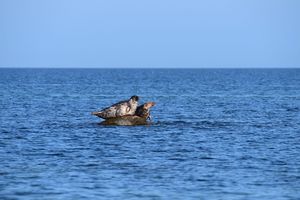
[0,0,299,68]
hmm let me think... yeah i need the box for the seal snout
[144,102,156,109]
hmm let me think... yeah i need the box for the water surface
[0,69,299,199]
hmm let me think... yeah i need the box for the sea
[0,68,299,200]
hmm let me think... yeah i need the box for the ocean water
[0,68,299,200]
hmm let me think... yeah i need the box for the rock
[99,115,150,126]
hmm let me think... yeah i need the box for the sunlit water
[0,68,299,199]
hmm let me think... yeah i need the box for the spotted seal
[92,95,139,119]
[135,102,156,120]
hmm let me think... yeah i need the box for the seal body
[92,96,139,119]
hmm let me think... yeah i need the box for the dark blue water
[0,68,299,199]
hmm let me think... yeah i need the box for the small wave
[156,120,241,129]
[156,120,190,126]
[286,107,300,112]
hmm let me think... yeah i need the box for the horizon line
[0,66,300,69]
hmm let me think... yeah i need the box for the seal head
[135,102,155,119]
[130,95,139,102]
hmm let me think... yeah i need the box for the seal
[135,102,156,120]
[92,95,139,119]
[99,101,156,126]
